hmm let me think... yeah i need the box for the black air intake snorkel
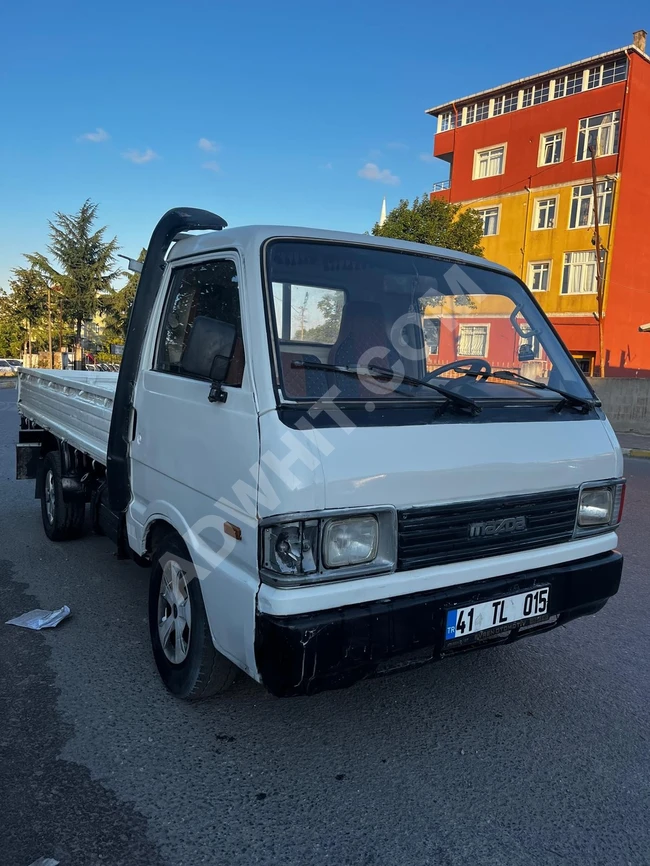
[106,207,227,512]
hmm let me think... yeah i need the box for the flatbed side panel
[17,370,116,465]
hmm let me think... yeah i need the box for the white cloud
[419,153,436,163]
[368,148,382,160]
[198,137,218,152]
[322,161,333,170]
[386,141,408,150]
[79,127,109,143]
[202,160,221,172]
[122,148,159,164]
[358,162,399,186]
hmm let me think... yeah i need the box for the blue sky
[0,0,646,288]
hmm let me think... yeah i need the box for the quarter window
[474,146,505,179]
[156,258,244,384]
[561,251,604,294]
[533,198,557,230]
[477,206,500,236]
[569,181,613,228]
[458,324,489,356]
[577,111,620,160]
[527,262,551,292]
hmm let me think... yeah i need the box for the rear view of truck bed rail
[17,369,117,465]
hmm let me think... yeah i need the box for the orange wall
[435,83,625,202]
[603,52,650,375]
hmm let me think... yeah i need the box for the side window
[272,283,345,345]
[156,259,244,385]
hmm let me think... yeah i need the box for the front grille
[397,488,579,571]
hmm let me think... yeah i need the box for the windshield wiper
[291,360,481,415]
[484,369,598,413]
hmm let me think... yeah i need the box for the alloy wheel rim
[157,559,192,664]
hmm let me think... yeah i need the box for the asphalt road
[1,382,649,866]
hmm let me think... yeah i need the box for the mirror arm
[208,382,228,404]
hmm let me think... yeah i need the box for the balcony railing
[432,180,451,192]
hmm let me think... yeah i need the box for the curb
[622,448,650,460]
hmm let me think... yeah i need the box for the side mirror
[518,343,536,362]
[181,316,237,402]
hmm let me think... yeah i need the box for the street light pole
[47,287,53,369]
[589,144,606,378]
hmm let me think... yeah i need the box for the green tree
[6,267,49,356]
[0,291,26,357]
[372,195,484,256]
[301,292,345,344]
[26,200,120,364]
[100,247,146,346]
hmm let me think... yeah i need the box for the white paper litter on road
[27,858,60,866]
[6,606,71,630]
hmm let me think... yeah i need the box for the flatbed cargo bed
[17,369,118,465]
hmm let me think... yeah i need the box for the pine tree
[27,200,119,365]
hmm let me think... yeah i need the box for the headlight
[261,509,396,586]
[322,516,378,568]
[575,480,625,534]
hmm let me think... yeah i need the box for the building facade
[427,32,650,376]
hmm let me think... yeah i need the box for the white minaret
[379,196,387,227]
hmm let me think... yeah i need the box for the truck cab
[17,208,624,698]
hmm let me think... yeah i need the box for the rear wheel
[39,451,86,541]
[148,532,237,700]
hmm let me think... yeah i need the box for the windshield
[265,240,592,404]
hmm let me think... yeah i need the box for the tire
[39,451,86,541]
[148,532,238,700]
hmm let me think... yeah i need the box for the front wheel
[148,532,238,700]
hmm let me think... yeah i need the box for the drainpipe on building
[520,181,532,279]
[589,144,606,378]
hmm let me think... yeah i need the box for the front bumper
[255,550,623,697]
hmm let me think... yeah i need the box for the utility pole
[589,143,606,378]
[47,287,53,368]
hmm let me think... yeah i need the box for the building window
[566,71,583,95]
[458,324,489,356]
[576,111,620,160]
[473,145,505,179]
[477,206,500,236]
[423,317,440,355]
[587,66,602,89]
[569,180,613,228]
[439,111,456,132]
[533,81,550,104]
[504,91,518,113]
[589,58,628,89]
[554,78,566,99]
[561,251,604,294]
[492,95,504,116]
[522,87,534,108]
[465,104,476,124]
[476,101,490,121]
[539,131,564,165]
[533,198,557,230]
[602,58,628,85]
[527,262,551,292]
[519,330,542,360]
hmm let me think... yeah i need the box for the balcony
[432,180,450,192]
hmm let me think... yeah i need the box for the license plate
[445,587,550,642]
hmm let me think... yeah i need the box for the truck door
[129,253,260,672]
